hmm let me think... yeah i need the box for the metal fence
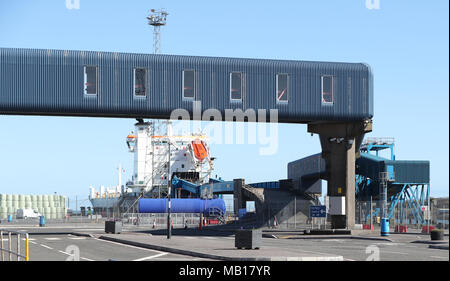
[0,229,29,261]
[121,213,204,228]
[356,200,449,231]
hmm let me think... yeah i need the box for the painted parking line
[94,238,167,253]
[57,250,94,261]
[382,250,409,255]
[39,244,53,250]
[58,250,71,255]
[133,253,168,261]
[430,256,448,259]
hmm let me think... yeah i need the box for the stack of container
[0,194,67,219]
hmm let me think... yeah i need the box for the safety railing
[0,229,29,261]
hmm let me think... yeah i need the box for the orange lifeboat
[191,139,207,161]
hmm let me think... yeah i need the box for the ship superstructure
[89,120,215,215]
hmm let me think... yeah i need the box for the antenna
[147,9,168,54]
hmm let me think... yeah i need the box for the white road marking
[58,250,71,255]
[374,242,403,246]
[430,256,448,259]
[382,250,408,255]
[68,237,87,240]
[94,238,166,254]
[44,237,61,241]
[29,241,37,245]
[133,253,168,261]
[80,257,95,261]
[203,237,217,240]
[39,244,53,250]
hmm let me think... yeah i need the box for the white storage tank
[0,206,7,219]
[8,207,16,216]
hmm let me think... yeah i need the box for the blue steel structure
[284,137,430,225]
[171,176,279,196]
[357,138,430,225]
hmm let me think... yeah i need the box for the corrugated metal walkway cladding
[0,48,374,123]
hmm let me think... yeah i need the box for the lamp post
[167,140,172,239]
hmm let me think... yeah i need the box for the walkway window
[84,66,97,95]
[321,75,333,104]
[230,72,243,101]
[276,74,289,103]
[134,68,147,97]
[183,70,195,99]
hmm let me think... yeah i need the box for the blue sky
[0,0,448,208]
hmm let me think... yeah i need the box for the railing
[362,137,395,146]
[122,213,202,227]
[0,229,29,261]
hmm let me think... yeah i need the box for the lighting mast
[147,9,168,54]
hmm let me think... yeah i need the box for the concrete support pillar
[308,120,372,229]
[233,178,245,215]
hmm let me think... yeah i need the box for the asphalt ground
[1,224,448,261]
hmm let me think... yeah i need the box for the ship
[89,120,215,216]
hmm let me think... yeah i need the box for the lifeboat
[191,139,208,162]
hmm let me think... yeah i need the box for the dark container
[235,229,262,249]
[430,230,444,241]
[105,221,122,234]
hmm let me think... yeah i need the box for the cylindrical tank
[0,206,7,219]
[138,198,226,216]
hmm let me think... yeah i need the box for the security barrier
[0,229,29,261]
